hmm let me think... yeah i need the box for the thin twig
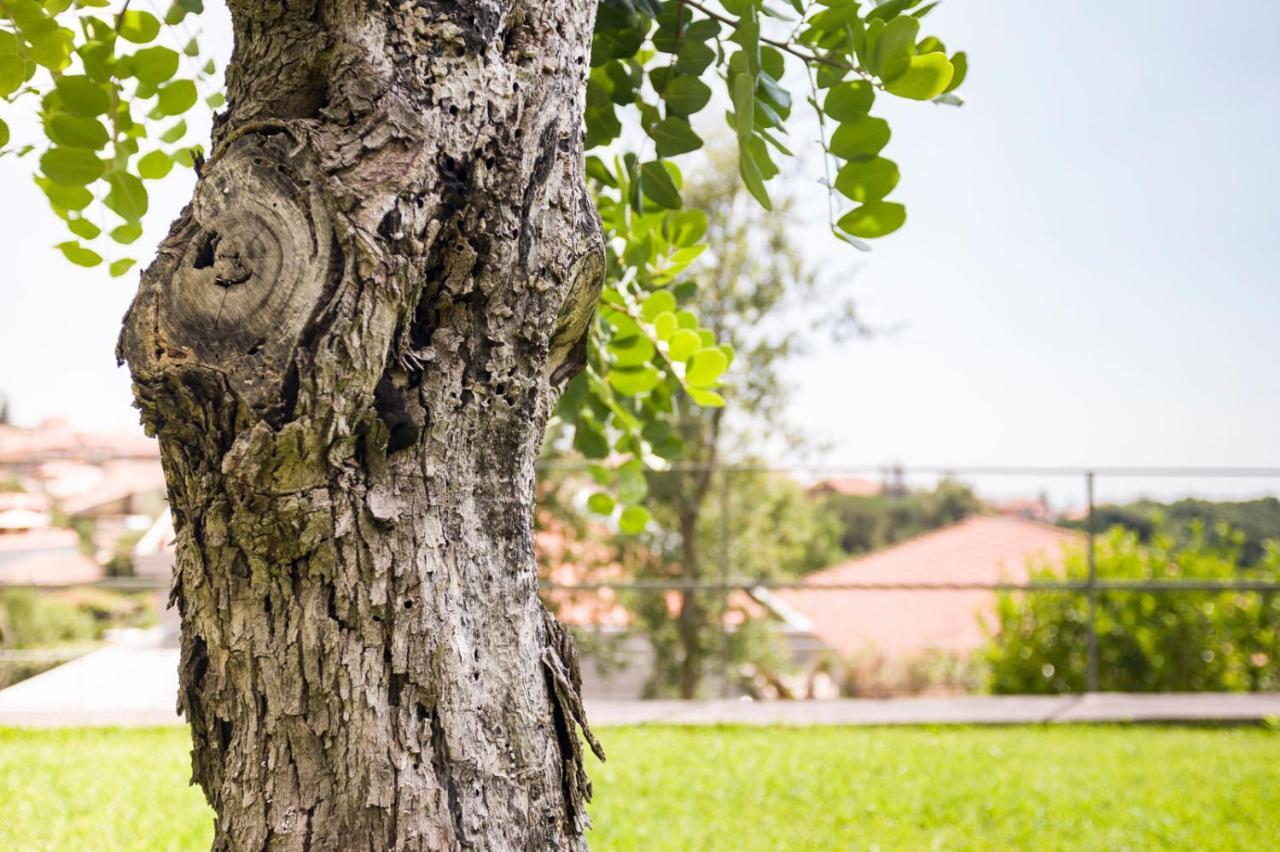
[681,0,875,83]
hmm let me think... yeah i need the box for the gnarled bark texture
[117,0,605,848]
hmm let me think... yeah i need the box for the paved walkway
[0,642,182,728]
[2,644,1280,721]
[2,643,1278,728]
[587,692,1280,726]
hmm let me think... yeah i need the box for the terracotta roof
[0,527,102,585]
[768,515,1080,659]
[0,420,158,465]
[58,459,167,516]
[536,514,632,629]
[0,492,52,530]
[807,477,883,497]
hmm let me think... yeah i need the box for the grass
[1,725,1278,850]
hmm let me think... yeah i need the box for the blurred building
[0,419,165,584]
[806,477,884,498]
[759,515,1080,695]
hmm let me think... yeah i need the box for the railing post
[1085,469,1099,693]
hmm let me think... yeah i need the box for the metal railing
[537,463,1280,694]
[3,463,1278,695]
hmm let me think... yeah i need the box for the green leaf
[640,160,681,209]
[662,75,711,117]
[687,387,726,407]
[618,505,650,535]
[585,77,622,149]
[667,328,701,362]
[641,290,677,321]
[155,79,197,116]
[731,15,761,77]
[883,52,954,100]
[651,116,702,157]
[823,80,875,122]
[109,258,137,277]
[137,150,173,179]
[0,54,25,97]
[617,465,648,503]
[47,114,109,149]
[653,311,678,341]
[737,140,772,210]
[686,348,728,387]
[573,415,609,458]
[40,147,104,184]
[608,365,661,396]
[206,92,225,108]
[55,240,102,267]
[104,171,148,221]
[109,222,143,244]
[610,332,655,367]
[676,37,716,75]
[0,118,9,149]
[587,492,616,515]
[945,51,967,92]
[662,209,707,247]
[834,157,899,202]
[159,120,187,144]
[36,177,93,211]
[872,14,919,82]
[830,115,891,159]
[731,71,755,145]
[131,46,179,84]
[55,75,112,116]
[868,0,923,21]
[118,10,161,44]
[66,217,100,239]
[838,201,907,238]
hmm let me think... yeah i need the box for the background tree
[614,145,851,698]
[821,477,982,555]
[1061,497,1280,568]
[0,0,966,845]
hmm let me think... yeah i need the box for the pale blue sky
[0,2,1276,506]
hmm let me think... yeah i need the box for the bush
[0,589,97,649]
[834,647,986,698]
[0,590,159,688]
[985,523,1280,693]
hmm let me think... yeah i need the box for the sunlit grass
[1,724,1277,850]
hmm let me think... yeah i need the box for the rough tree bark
[117,0,606,847]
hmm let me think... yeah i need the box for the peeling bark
[117,0,605,847]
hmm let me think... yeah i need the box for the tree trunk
[117,0,605,848]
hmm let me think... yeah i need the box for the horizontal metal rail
[540,579,1280,593]
[0,649,91,663]
[3,577,1279,593]
[536,461,1280,478]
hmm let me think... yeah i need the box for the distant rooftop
[766,515,1081,659]
[0,419,157,466]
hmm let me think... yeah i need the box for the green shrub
[985,523,1280,693]
[0,589,98,649]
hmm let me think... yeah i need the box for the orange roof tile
[769,515,1080,659]
[807,477,883,497]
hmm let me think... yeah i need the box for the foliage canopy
[0,0,964,527]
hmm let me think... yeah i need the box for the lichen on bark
[117,0,607,847]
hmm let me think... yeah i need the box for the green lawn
[2,725,1277,850]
